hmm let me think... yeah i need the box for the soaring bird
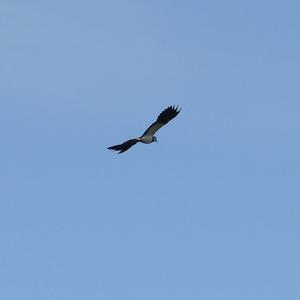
[108,105,181,153]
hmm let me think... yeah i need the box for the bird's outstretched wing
[142,105,181,137]
[107,139,139,153]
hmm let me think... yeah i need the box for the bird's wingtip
[172,105,182,111]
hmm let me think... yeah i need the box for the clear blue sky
[1,1,300,299]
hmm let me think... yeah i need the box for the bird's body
[108,105,181,153]
[139,135,154,144]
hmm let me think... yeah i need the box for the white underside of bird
[138,135,154,144]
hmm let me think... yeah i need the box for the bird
[108,105,181,153]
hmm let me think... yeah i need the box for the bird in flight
[108,105,181,153]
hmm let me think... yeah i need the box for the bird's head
[153,136,158,142]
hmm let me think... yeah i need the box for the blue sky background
[1,1,300,299]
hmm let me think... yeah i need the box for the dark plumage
[108,105,181,154]
[107,139,139,153]
[142,105,181,136]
